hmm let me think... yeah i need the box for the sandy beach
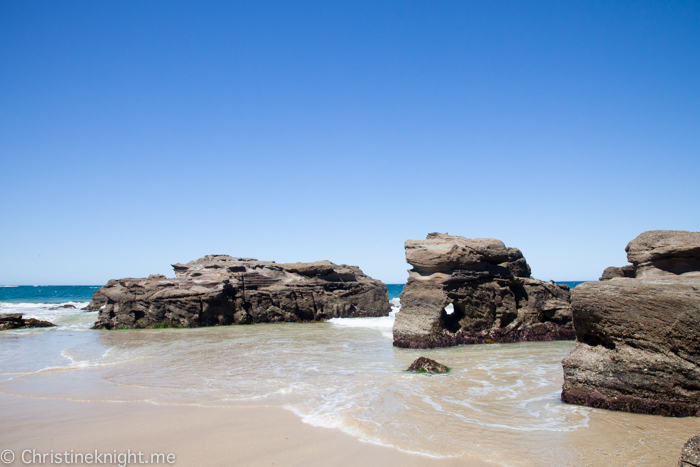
[0,394,495,467]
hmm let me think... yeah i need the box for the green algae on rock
[407,357,450,374]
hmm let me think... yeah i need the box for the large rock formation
[91,255,389,329]
[562,230,700,416]
[393,233,574,348]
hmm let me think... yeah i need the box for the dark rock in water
[91,255,389,329]
[393,233,574,349]
[679,435,700,467]
[50,304,76,310]
[407,357,450,374]
[562,230,700,417]
[0,313,56,330]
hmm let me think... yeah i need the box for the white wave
[0,301,95,331]
[327,299,400,333]
[284,404,451,459]
[328,315,395,330]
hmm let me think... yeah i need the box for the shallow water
[0,298,698,466]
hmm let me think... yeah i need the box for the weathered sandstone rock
[627,230,700,279]
[91,255,389,329]
[84,289,108,311]
[599,265,635,281]
[0,313,56,330]
[679,435,700,467]
[407,357,450,374]
[562,230,700,416]
[393,233,574,348]
[599,230,700,280]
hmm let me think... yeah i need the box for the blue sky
[1,1,698,285]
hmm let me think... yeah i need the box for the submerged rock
[0,313,56,330]
[407,357,450,374]
[91,255,389,329]
[679,435,700,467]
[393,233,574,348]
[562,230,700,417]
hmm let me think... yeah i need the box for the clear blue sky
[1,1,698,285]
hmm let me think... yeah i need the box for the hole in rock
[440,302,464,334]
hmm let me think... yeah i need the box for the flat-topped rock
[91,255,389,329]
[405,234,514,274]
[563,230,700,416]
[393,233,573,348]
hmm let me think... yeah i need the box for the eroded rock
[562,230,700,416]
[83,289,108,311]
[91,255,389,329]
[600,230,700,280]
[393,233,574,348]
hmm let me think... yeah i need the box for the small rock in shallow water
[678,434,700,467]
[407,357,450,374]
[0,314,56,330]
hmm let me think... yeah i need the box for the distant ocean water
[0,285,99,303]
[386,284,404,300]
[0,286,100,332]
[556,281,585,289]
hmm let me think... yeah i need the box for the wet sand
[0,394,496,467]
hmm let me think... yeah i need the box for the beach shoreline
[0,394,496,467]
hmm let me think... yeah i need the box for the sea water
[1,284,698,466]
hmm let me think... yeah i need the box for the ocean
[1,282,697,465]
